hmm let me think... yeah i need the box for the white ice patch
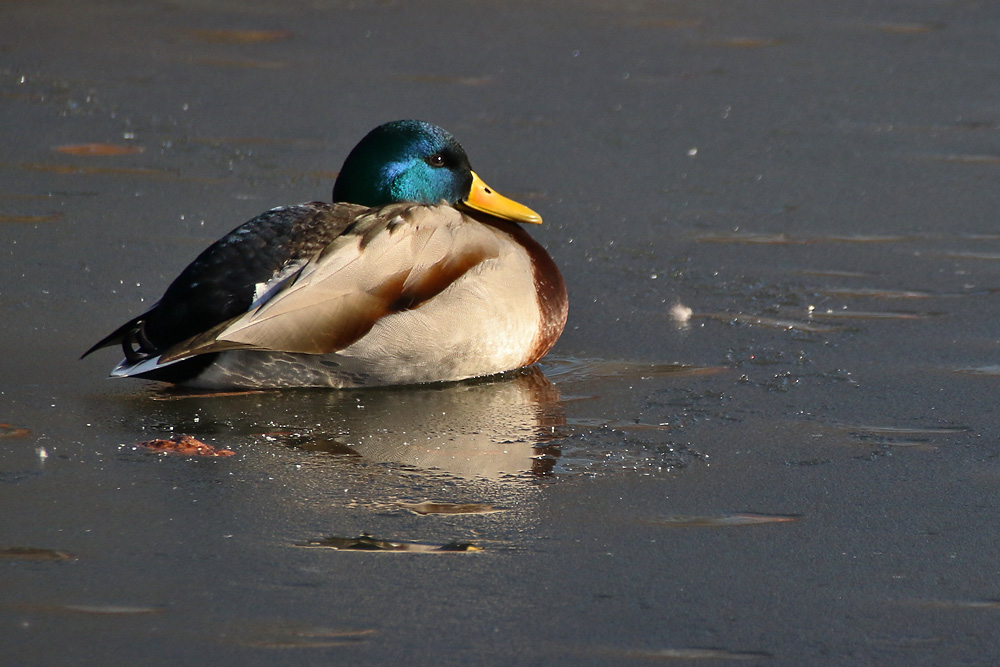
[670,302,693,324]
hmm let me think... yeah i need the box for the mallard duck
[82,120,567,389]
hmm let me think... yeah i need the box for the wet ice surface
[5,0,1000,664]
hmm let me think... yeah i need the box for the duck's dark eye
[426,153,446,168]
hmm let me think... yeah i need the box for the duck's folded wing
[82,201,364,362]
[159,204,501,362]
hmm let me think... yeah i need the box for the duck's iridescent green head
[332,120,541,224]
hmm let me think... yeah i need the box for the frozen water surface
[4,0,1000,664]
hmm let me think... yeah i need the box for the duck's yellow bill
[462,171,542,224]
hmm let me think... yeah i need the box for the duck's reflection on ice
[144,366,566,482]
[289,366,565,481]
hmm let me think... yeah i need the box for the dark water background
[4,1,1000,664]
